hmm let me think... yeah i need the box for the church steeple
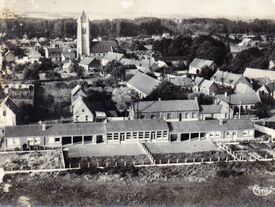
[77,11,90,59]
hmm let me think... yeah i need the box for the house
[215,92,261,111]
[193,77,218,95]
[78,57,101,73]
[28,48,42,63]
[211,70,250,88]
[62,61,75,73]
[200,102,233,120]
[189,58,216,75]
[129,99,200,121]
[243,68,275,81]
[126,71,160,98]
[0,96,20,128]
[168,76,194,90]
[257,81,275,102]
[169,119,255,142]
[120,58,156,71]
[235,82,256,94]
[44,47,62,63]
[71,84,87,103]
[90,40,118,57]
[101,52,124,66]
[72,96,106,123]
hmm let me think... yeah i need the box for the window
[76,116,79,122]
[226,131,231,137]
[55,137,60,142]
[215,132,220,137]
[126,132,131,139]
[243,130,248,136]
[82,109,85,112]
[157,131,162,138]
[163,131,168,137]
[85,116,89,121]
[140,115,145,119]
[185,113,188,119]
[3,111,6,116]
[114,133,119,140]
[151,115,156,119]
[132,132,137,139]
[151,131,156,139]
[167,113,171,120]
[232,131,237,135]
[192,112,196,118]
[107,133,113,140]
[145,131,150,139]
[138,132,144,139]
[179,113,182,121]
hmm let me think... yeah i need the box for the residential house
[211,70,250,88]
[169,119,255,142]
[126,71,160,98]
[62,61,75,73]
[90,40,118,57]
[0,96,20,128]
[200,102,233,120]
[215,92,261,111]
[257,81,275,102]
[189,58,216,75]
[193,77,218,95]
[78,57,101,73]
[235,82,256,94]
[168,76,194,90]
[129,99,200,122]
[72,96,106,123]
[243,68,275,81]
[101,52,124,66]
[44,47,62,63]
[28,48,42,63]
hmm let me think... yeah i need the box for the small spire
[81,10,88,21]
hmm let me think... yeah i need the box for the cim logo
[249,185,275,197]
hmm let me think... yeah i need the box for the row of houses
[4,118,255,149]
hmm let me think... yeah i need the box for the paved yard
[66,143,146,158]
[146,140,221,154]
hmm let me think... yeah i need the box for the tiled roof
[201,105,222,114]
[5,122,107,138]
[211,70,247,86]
[134,99,200,113]
[79,57,97,66]
[169,76,194,87]
[190,58,214,69]
[243,68,275,81]
[215,93,260,105]
[235,83,256,94]
[194,77,204,86]
[170,119,254,133]
[200,79,215,89]
[1,96,19,114]
[127,71,160,96]
[103,52,124,61]
[90,40,118,53]
[106,119,169,132]
[46,47,62,54]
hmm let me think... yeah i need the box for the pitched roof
[5,122,106,138]
[1,96,19,114]
[243,68,275,81]
[215,93,260,105]
[106,119,169,132]
[211,70,246,86]
[235,83,256,94]
[90,40,118,54]
[263,82,275,93]
[29,48,41,58]
[46,47,62,54]
[103,52,124,61]
[127,71,160,96]
[200,79,215,89]
[169,119,254,133]
[71,84,86,97]
[190,58,214,69]
[169,76,194,87]
[79,57,97,66]
[120,58,155,69]
[134,99,200,113]
[201,105,222,114]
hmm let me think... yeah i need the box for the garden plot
[64,143,151,167]
[0,150,64,171]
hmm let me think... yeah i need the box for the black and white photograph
[0,0,275,206]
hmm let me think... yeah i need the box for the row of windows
[140,112,197,120]
[107,131,168,141]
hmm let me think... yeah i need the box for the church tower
[77,11,90,59]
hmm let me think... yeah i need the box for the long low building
[4,118,255,149]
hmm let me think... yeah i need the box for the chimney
[41,124,47,131]
[224,92,228,97]
[219,119,224,126]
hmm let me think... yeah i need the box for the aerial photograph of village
[1,0,275,206]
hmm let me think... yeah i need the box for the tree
[104,60,126,80]
[112,87,139,112]
[199,66,216,79]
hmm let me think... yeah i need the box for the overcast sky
[1,0,275,19]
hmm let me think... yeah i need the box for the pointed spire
[81,10,88,22]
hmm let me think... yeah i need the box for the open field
[1,161,275,206]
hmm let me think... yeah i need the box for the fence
[0,147,61,154]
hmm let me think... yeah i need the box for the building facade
[77,11,90,59]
